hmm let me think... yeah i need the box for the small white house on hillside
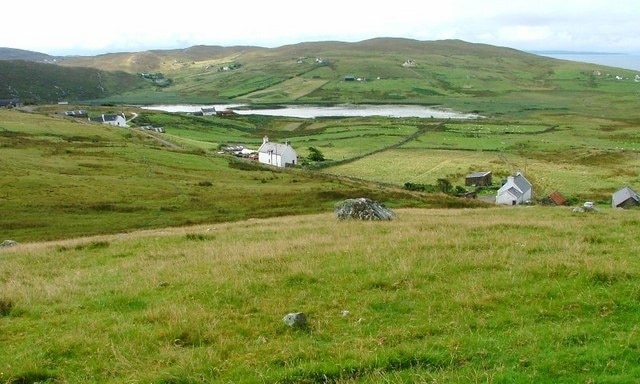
[89,113,128,127]
[257,136,297,167]
[496,172,532,205]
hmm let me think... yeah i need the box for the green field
[2,208,639,382]
[2,109,480,242]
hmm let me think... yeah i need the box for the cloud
[2,0,640,54]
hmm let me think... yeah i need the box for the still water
[141,104,481,119]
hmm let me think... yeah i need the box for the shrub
[0,297,14,316]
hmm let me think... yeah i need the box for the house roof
[612,186,640,206]
[507,186,523,198]
[548,191,567,206]
[258,142,295,155]
[102,114,124,122]
[466,171,491,178]
[513,172,532,193]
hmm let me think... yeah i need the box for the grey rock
[0,240,18,248]
[335,198,395,221]
[283,312,307,327]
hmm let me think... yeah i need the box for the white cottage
[257,136,297,167]
[496,172,532,205]
[89,113,128,127]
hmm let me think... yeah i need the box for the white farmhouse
[89,113,128,127]
[257,136,298,168]
[496,172,532,205]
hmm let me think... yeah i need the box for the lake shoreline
[140,103,482,119]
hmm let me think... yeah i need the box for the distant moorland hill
[2,38,639,120]
[0,59,147,103]
[0,47,60,62]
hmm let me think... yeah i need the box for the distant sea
[531,51,640,71]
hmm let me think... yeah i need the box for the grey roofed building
[612,186,640,208]
[89,113,128,127]
[495,172,532,205]
[513,173,532,196]
[465,171,492,186]
[0,98,20,107]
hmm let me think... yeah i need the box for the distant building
[0,98,20,108]
[139,125,165,133]
[257,136,297,168]
[612,186,640,209]
[496,172,532,205]
[64,110,88,118]
[201,107,217,116]
[465,171,492,187]
[89,113,128,127]
[542,191,567,206]
[344,75,356,81]
[402,59,417,67]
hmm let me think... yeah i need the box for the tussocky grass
[1,207,639,382]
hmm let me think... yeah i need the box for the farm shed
[257,136,298,168]
[495,172,532,205]
[64,110,88,118]
[612,186,640,209]
[542,191,567,206]
[465,171,492,187]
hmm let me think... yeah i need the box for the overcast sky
[4,0,639,56]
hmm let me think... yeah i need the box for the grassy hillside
[55,38,640,120]
[2,207,639,382]
[131,109,640,204]
[0,109,479,242]
[0,47,58,62]
[0,60,148,103]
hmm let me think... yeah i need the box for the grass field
[2,207,639,383]
[2,109,479,242]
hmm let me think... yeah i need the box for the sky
[3,0,640,56]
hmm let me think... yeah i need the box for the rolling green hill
[54,38,639,119]
[2,39,640,383]
[3,38,638,119]
[0,108,479,242]
[0,60,149,103]
[0,47,59,62]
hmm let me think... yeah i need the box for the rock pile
[335,198,395,221]
[1,240,18,248]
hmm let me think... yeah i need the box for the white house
[89,113,128,127]
[257,136,298,168]
[496,172,532,205]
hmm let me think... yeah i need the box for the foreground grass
[1,207,639,383]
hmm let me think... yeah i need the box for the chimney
[263,136,269,144]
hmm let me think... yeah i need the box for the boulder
[335,198,395,220]
[283,312,307,327]
[1,240,18,248]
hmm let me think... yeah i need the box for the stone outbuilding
[612,186,640,209]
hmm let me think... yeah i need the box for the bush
[307,147,325,162]
[0,297,14,316]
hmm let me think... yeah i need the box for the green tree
[437,178,453,194]
[307,147,325,162]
